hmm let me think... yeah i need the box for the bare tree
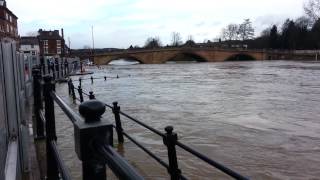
[171,32,183,46]
[185,35,196,46]
[187,35,194,41]
[304,0,320,23]
[238,19,255,40]
[144,37,162,49]
[221,24,239,40]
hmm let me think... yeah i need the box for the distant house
[20,36,40,56]
[37,29,66,58]
[0,0,18,42]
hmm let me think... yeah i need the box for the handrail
[74,76,120,81]
[120,129,169,169]
[50,91,81,123]
[105,102,248,179]
[50,141,72,180]
[118,109,165,137]
[94,143,144,180]
[47,84,143,180]
[176,141,248,180]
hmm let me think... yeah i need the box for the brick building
[37,29,65,58]
[0,0,18,42]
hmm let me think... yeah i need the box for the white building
[19,36,40,56]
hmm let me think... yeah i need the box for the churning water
[55,60,320,179]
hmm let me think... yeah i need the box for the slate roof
[20,36,39,45]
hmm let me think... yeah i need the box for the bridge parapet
[94,47,273,65]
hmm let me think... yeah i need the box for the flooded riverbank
[55,60,320,179]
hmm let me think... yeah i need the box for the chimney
[0,0,7,7]
[61,28,64,39]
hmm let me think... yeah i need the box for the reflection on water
[108,59,140,65]
[55,60,320,179]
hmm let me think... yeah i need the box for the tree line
[133,0,320,50]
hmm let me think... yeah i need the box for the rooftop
[38,29,63,40]
[20,36,39,45]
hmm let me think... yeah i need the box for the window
[6,24,9,32]
[5,13,8,20]
[57,48,61,54]
[44,40,48,46]
[32,51,36,55]
[44,47,48,54]
[31,44,34,48]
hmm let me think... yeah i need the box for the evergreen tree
[269,25,279,49]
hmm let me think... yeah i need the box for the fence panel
[0,42,8,180]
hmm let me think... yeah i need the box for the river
[54,60,320,180]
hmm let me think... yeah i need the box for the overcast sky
[9,0,307,49]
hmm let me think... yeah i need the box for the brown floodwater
[54,60,320,179]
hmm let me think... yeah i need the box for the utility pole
[91,26,95,63]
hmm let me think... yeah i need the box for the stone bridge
[93,47,287,65]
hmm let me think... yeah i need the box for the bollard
[56,62,60,79]
[79,77,82,88]
[112,102,124,144]
[163,126,181,180]
[104,76,106,81]
[32,68,44,139]
[89,91,95,100]
[78,86,84,102]
[43,75,59,180]
[61,62,64,77]
[117,74,119,78]
[75,100,113,180]
[70,82,76,101]
[64,61,68,76]
[68,79,72,95]
[91,76,93,84]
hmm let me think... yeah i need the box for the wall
[0,42,34,179]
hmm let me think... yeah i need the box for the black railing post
[52,63,56,80]
[78,86,84,102]
[71,82,76,101]
[68,79,72,95]
[79,77,82,88]
[91,76,93,84]
[32,68,44,139]
[56,62,60,79]
[43,75,59,180]
[163,126,181,180]
[89,91,95,100]
[104,76,106,81]
[48,61,51,74]
[61,62,64,77]
[112,102,124,144]
[64,60,67,75]
[75,100,111,180]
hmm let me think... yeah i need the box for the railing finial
[79,100,105,123]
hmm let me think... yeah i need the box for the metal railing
[67,75,249,180]
[32,67,144,180]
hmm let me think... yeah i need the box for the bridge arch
[107,55,144,64]
[165,52,208,63]
[225,53,256,61]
